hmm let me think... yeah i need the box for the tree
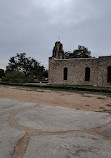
[6,53,46,80]
[65,45,92,59]
[43,70,48,79]
[0,69,4,78]
[2,70,26,83]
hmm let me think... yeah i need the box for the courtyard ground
[0,86,111,158]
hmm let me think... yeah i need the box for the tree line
[0,53,48,83]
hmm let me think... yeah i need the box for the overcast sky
[0,0,111,69]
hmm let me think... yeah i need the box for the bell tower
[52,41,65,59]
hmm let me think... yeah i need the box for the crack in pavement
[7,104,111,158]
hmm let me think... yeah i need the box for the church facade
[49,42,111,87]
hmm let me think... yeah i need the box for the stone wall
[49,56,111,87]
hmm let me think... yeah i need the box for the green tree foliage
[2,70,26,83]
[43,70,48,78]
[6,53,47,80]
[65,45,92,59]
[0,69,4,78]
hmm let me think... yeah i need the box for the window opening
[64,68,68,80]
[107,66,111,82]
[85,67,90,81]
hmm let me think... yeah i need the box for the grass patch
[85,105,90,107]
[51,84,111,90]
[95,107,111,114]
[84,95,92,97]
[97,97,105,99]
[103,110,111,114]
[106,104,111,107]
[0,83,111,97]
[99,107,105,110]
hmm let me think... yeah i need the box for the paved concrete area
[0,98,36,115]
[15,105,111,132]
[0,98,111,158]
[0,115,25,158]
[99,127,111,137]
[23,133,111,158]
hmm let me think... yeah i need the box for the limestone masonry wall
[49,56,111,87]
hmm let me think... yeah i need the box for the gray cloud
[0,0,111,69]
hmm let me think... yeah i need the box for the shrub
[0,69,4,78]
[2,70,26,83]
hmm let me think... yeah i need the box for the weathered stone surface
[0,98,35,115]
[49,56,111,87]
[0,115,25,158]
[23,133,111,158]
[15,105,111,132]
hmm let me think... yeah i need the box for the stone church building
[49,41,111,87]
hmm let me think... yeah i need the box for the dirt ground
[1,85,111,158]
[0,86,111,112]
